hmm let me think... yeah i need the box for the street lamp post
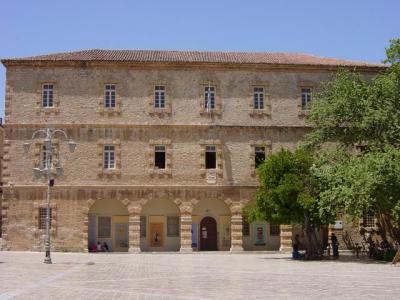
[23,128,76,264]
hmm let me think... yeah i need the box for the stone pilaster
[230,215,243,252]
[279,224,293,253]
[82,198,96,252]
[1,194,10,251]
[128,214,141,253]
[175,198,198,252]
[225,198,246,252]
[180,214,193,252]
[128,199,147,253]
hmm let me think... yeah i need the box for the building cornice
[3,123,311,129]
[1,60,385,73]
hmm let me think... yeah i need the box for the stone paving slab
[0,252,399,300]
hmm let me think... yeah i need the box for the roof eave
[0,59,388,72]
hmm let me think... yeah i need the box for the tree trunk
[303,213,321,259]
[377,213,400,244]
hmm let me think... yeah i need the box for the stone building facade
[0,50,384,252]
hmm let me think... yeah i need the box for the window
[154,86,165,108]
[270,224,280,236]
[301,87,312,110]
[98,216,111,238]
[41,144,53,169]
[42,84,54,107]
[204,86,215,111]
[39,208,52,229]
[154,146,166,169]
[205,145,216,169]
[363,213,375,228]
[103,145,115,169]
[255,146,265,168]
[140,216,147,238]
[253,87,264,110]
[242,218,250,236]
[167,216,180,237]
[104,84,116,108]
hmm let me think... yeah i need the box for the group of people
[90,241,110,252]
[292,233,339,259]
[366,237,398,260]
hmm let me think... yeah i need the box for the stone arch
[82,197,132,252]
[140,197,181,251]
[192,198,231,251]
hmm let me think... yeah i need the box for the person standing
[331,233,339,258]
[292,234,300,259]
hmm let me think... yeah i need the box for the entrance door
[200,217,217,251]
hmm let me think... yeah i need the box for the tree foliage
[247,149,319,223]
[384,38,400,64]
[305,38,400,243]
[313,146,400,224]
[246,149,330,257]
[247,39,400,257]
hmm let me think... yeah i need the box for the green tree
[306,39,400,149]
[312,146,400,243]
[305,39,400,243]
[384,38,400,64]
[246,149,332,259]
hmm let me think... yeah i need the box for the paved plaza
[0,252,399,300]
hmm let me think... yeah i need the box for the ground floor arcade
[1,185,303,252]
[87,197,287,252]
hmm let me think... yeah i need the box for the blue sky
[1,0,399,118]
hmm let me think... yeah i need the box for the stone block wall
[0,61,381,251]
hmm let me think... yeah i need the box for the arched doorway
[88,199,129,252]
[200,216,218,251]
[140,198,181,252]
[192,198,231,251]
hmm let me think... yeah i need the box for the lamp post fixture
[23,128,76,264]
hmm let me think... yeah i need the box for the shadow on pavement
[259,255,392,264]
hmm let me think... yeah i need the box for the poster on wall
[254,223,266,246]
[149,223,163,247]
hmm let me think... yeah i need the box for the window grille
[42,84,54,107]
[363,213,375,228]
[253,87,264,110]
[270,224,280,236]
[167,216,180,237]
[104,84,116,108]
[38,207,52,229]
[154,86,166,108]
[98,216,111,238]
[204,86,215,111]
[41,144,53,169]
[140,216,147,238]
[242,219,250,236]
[301,87,312,110]
[103,145,115,169]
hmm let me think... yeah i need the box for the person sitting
[90,243,97,253]
[97,241,102,252]
[102,242,109,252]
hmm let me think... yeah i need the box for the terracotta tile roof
[1,49,386,68]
